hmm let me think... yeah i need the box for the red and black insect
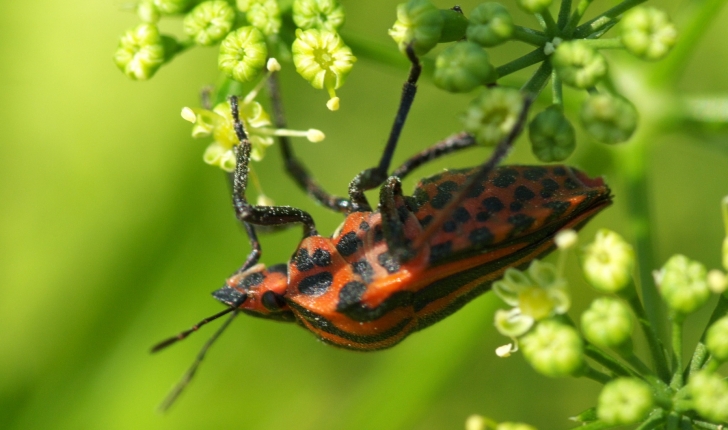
[152,50,612,409]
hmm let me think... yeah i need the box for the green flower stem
[552,70,563,106]
[619,283,671,382]
[586,87,599,95]
[573,0,646,38]
[665,412,682,430]
[670,315,684,389]
[512,25,549,46]
[564,0,595,36]
[535,10,558,35]
[338,30,430,74]
[635,410,667,430]
[680,96,728,126]
[687,342,709,376]
[693,420,726,430]
[582,366,613,384]
[521,61,552,96]
[557,0,572,28]
[687,295,728,373]
[581,38,624,49]
[496,48,546,79]
[586,19,619,40]
[574,419,618,429]
[584,345,632,377]
[616,348,655,379]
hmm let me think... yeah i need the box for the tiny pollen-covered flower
[462,87,523,146]
[495,342,517,357]
[707,269,727,294]
[154,0,192,15]
[705,315,728,362]
[496,423,537,430]
[520,320,584,377]
[293,0,346,32]
[528,105,576,162]
[552,41,607,89]
[388,0,444,55]
[555,229,578,250]
[292,28,356,111]
[621,7,677,61]
[467,2,514,47]
[247,0,281,36]
[434,42,497,93]
[581,297,633,348]
[114,23,167,80]
[581,94,638,144]
[493,260,570,337]
[687,371,728,422]
[267,57,281,72]
[597,378,655,425]
[581,229,635,293]
[219,26,268,83]
[516,0,552,14]
[183,1,236,46]
[137,1,161,23]
[657,254,709,315]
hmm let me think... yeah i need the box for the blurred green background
[1,0,727,429]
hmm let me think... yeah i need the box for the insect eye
[261,291,286,311]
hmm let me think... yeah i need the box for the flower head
[434,42,497,93]
[597,378,655,425]
[247,0,281,36]
[183,1,236,46]
[520,320,584,377]
[388,0,444,55]
[292,28,356,110]
[467,2,514,47]
[552,41,607,89]
[580,94,638,144]
[293,0,346,32]
[581,297,633,348]
[528,105,576,162]
[621,7,677,61]
[114,23,167,80]
[462,87,523,146]
[581,229,634,293]
[218,26,268,83]
[657,254,709,315]
[687,371,728,423]
[154,0,192,15]
[706,316,728,363]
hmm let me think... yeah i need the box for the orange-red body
[214,165,611,350]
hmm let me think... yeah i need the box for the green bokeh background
[1,1,727,429]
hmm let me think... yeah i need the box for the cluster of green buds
[114,0,356,110]
[464,415,536,430]
[488,200,728,428]
[388,0,677,159]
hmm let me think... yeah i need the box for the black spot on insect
[431,191,453,209]
[312,248,332,267]
[476,211,490,222]
[544,200,572,222]
[212,286,246,306]
[298,271,333,296]
[337,231,362,257]
[469,227,494,245]
[373,226,384,242]
[443,220,457,233]
[352,259,374,284]
[378,252,400,274]
[465,183,485,198]
[419,215,434,227]
[437,181,459,192]
[482,197,505,213]
[267,264,288,275]
[452,207,471,223]
[336,281,368,311]
[492,169,518,188]
[404,196,420,212]
[553,167,567,176]
[508,213,536,235]
[523,167,547,181]
[359,221,370,231]
[294,249,314,272]
[413,187,430,206]
[429,241,452,264]
[540,178,560,198]
[261,291,286,311]
[509,201,523,212]
[564,177,579,190]
[514,185,535,201]
[239,272,264,290]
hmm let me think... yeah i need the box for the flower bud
[292,28,356,110]
[183,1,236,46]
[555,229,578,250]
[293,0,346,32]
[467,2,514,47]
[581,229,635,293]
[496,423,537,430]
[520,320,584,377]
[621,7,677,61]
[465,415,486,430]
[462,87,523,146]
[705,316,728,362]
[597,378,654,425]
[580,94,638,144]
[581,297,633,348]
[707,269,727,294]
[438,9,469,43]
[552,41,607,89]
[114,23,167,80]
[137,1,161,23]
[657,254,709,315]
[247,0,281,36]
[433,42,497,93]
[388,0,444,55]
[516,0,552,14]
[528,106,576,162]
[154,0,192,14]
[218,26,268,83]
[687,371,728,423]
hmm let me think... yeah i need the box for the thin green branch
[521,61,553,96]
[573,419,618,429]
[557,0,573,28]
[581,38,624,49]
[584,345,633,377]
[679,96,728,125]
[552,71,563,106]
[635,409,667,430]
[564,0,596,36]
[574,0,647,38]
[586,19,620,40]
[687,342,709,376]
[536,10,559,35]
[670,315,684,389]
[496,48,547,79]
[513,26,549,46]
[582,366,613,384]
[693,420,727,430]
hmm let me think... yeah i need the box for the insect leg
[379,176,417,262]
[390,132,478,180]
[266,73,352,213]
[230,96,319,238]
[348,45,422,212]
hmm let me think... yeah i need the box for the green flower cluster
[388,0,676,158]
[488,198,728,429]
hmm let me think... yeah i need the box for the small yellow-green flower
[247,0,281,36]
[462,87,523,146]
[114,23,167,81]
[581,229,635,293]
[388,0,444,55]
[621,7,677,61]
[687,371,728,423]
[292,28,356,110]
[580,94,638,144]
[218,26,268,83]
[657,254,709,315]
[293,0,346,32]
[183,1,236,46]
[552,41,607,89]
[581,297,633,348]
[154,0,192,14]
[520,320,584,377]
[597,378,655,425]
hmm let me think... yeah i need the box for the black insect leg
[390,132,477,180]
[348,46,422,212]
[379,176,417,262]
[230,96,319,238]
[267,73,351,213]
